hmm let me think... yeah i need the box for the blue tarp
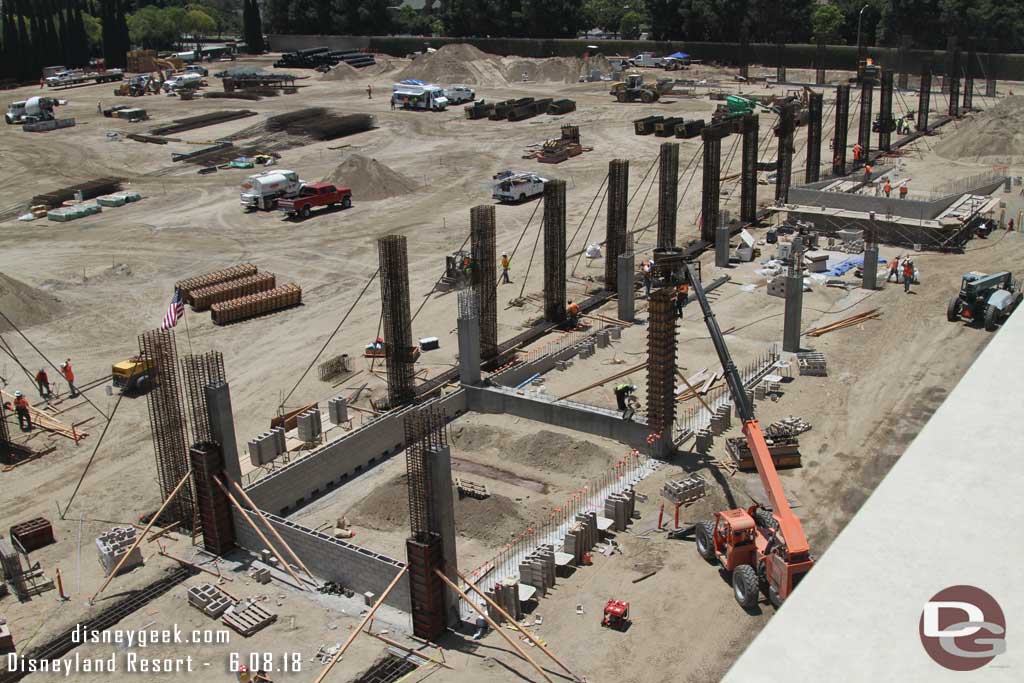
[667,52,690,60]
[826,255,887,277]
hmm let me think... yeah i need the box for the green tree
[619,10,642,39]
[243,0,266,52]
[812,3,845,41]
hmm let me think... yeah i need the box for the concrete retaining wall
[490,345,580,388]
[233,512,409,610]
[787,187,952,220]
[243,391,468,515]
[465,385,651,450]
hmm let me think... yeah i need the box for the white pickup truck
[631,52,664,68]
[492,170,548,203]
[444,85,476,104]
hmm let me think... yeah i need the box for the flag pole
[181,292,194,356]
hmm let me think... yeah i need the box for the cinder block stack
[609,326,622,340]
[695,428,713,454]
[487,577,522,623]
[297,409,322,442]
[247,428,286,466]
[797,352,827,376]
[187,583,234,618]
[603,488,636,531]
[328,396,348,425]
[95,527,144,577]
[596,330,611,348]
[518,545,557,597]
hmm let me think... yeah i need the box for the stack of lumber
[805,309,881,337]
[1,390,86,441]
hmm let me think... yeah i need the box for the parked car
[185,64,209,77]
[278,183,352,218]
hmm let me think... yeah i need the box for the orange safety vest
[14,396,29,410]
[677,284,688,295]
[501,256,510,269]
[567,303,580,316]
[899,185,908,195]
[884,183,891,193]
[63,364,75,382]
[903,263,914,277]
[865,164,872,175]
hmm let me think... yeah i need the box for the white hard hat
[630,384,636,391]
[61,362,67,368]
[15,391,23,398]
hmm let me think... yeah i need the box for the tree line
[1,1,96,83]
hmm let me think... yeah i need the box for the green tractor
[947,271,1022,331]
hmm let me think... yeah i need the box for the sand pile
[321,62,361,81]
[395,43,586,86]
[506,430,618,474]
[324,154,419,201]
[346,473,526,546]
[936,96,1024,164]
[0,272,64,332]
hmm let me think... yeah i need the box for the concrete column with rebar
[946,38,960,117]
[918,67,932,132]
[205,381,242,485]
[878,70,894,152]
[857,79,874,162]
[378,235,416,408]
[646,288,677,440]
[657,142,679,249]
[833,85,850,176]
[618,233,635,322]
[457,289,481,386]
[543,179,567,324]
[701,130,723,242]
[783,256,803,353]
[805,94,823,183]
[470,205,497,359]
[605,159,629,291]
[775,104,796,204]
[740,114,759,222]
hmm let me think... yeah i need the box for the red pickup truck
[278,183,352,218]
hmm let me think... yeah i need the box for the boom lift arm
[685,263,811,604]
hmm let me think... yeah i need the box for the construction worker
[675,282,688,318]
[1010,218,1016,232]
[366,84,372,100]
[852,142,862,162]
[61,359,77,397]
[566,300,580,328]
[899,184,908,199]
[887,255,900,282]
[35,368,51,399]
[642,262,652,298]
[864,163,872,180]
[500,252,511,284]
[614,383,636,411]
[902,258,915,293]
[13,391,31,430]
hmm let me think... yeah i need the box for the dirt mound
[346,473,527,546]
[504,56,583,84]
[395,43,508,87]
[321,62,361,81]
[507,430,618,475]
[324,154,419,201]
[935,96,1024,164]
[0,272,64,332]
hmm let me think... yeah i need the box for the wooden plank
[1,390,85,440]
[271,401,317,431]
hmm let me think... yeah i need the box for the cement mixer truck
[5,97,60,124]
[240,169,303,211]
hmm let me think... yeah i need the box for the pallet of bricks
[211,283,302,325]
[176,264,258,305]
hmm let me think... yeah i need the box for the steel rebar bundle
[657,142,679,249]
[833,85,851,176]
[605,159,629,291]
[543,180,567,324]
[741,114,759,221]
[180,350,227,446]
[805,95,823,183]
[139,329,194,527]
[470,205,497,359]
[404,406,447,540]
[646,288,677,435]
[378,235,416,407]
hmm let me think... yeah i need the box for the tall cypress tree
[42,0,60,68]
[15,0,32,81]
[244,0,266,54]
[58,0,71,65]
[1,1,16,80]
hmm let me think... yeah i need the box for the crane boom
[685,264,810,558]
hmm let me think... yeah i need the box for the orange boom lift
[685,263,813,608]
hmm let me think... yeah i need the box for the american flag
[162,289,185,330]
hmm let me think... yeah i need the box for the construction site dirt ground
[2,51,1024,682]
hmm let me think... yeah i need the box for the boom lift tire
[768,583,783,608]
[947,297,960,322]
[696,521,717,562]
[753,508,778,531]
[984,304,998,331]
[732,564,759,609]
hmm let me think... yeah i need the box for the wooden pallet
[725,437,802,471]
[222,602,277,637]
